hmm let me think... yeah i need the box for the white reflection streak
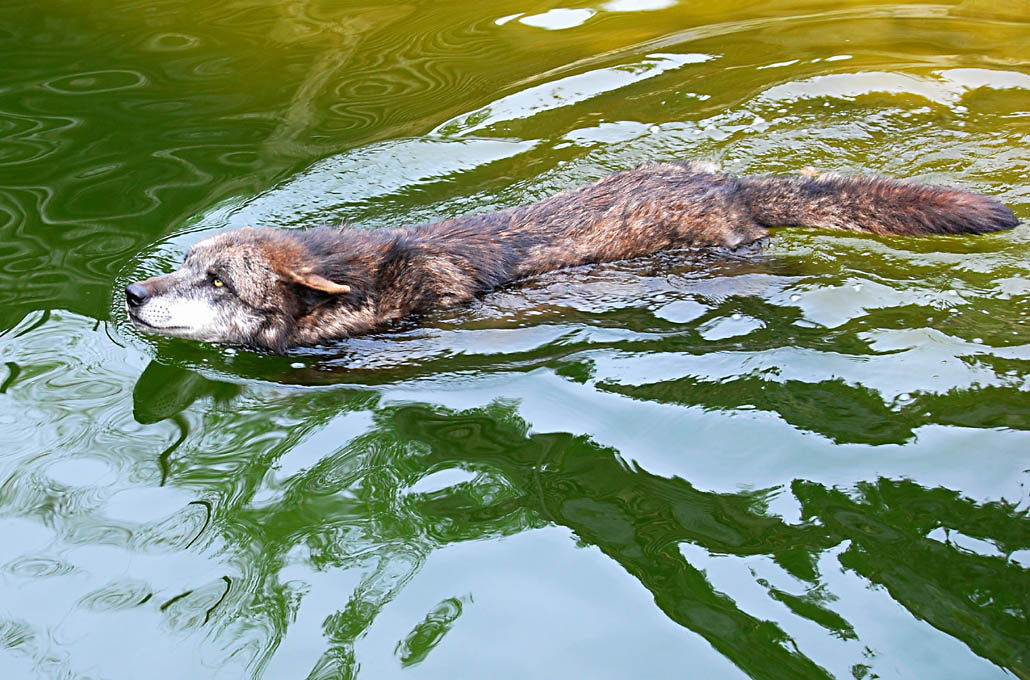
[432,52,715,136]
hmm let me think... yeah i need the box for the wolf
[125,162,1018,352]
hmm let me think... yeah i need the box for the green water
[2,0,1029,678]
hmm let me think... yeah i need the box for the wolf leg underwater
[125,161,1018,352]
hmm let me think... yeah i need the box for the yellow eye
[213,278,224,287]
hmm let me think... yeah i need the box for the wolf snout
[125,282,150,308]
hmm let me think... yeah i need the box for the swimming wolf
[125,162,1018,352]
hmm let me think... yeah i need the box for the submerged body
[125,162,1019,351]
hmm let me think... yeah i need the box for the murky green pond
[2,0,1029,677]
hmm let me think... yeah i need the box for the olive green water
[2,1,1029,678]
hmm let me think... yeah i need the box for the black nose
[125,283,149,307]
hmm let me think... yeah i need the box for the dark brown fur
[126,162,1018,351]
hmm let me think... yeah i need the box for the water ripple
[41,69,148,95]
[77,579,152,611]
[4,555,77,579]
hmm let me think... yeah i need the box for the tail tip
[951,192,1020,234]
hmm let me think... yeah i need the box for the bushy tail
[738,174,1018,236]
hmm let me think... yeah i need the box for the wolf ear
[285,267,352,294]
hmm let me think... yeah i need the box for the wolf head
[125,227,360,351]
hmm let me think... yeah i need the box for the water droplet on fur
[290,362,305,369]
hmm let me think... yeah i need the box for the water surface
[1,1,1029,678]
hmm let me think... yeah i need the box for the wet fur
[126,162,1019,351]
